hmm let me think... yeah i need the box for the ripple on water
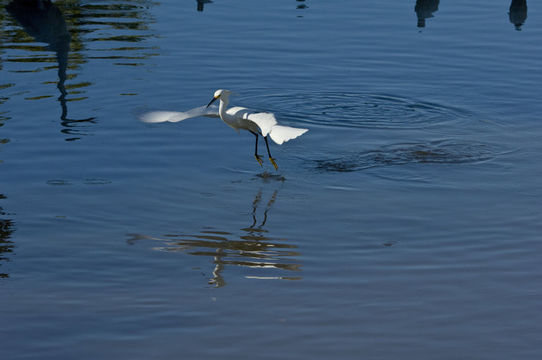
[127,230,301,287]
[46,178,111,185]
[313,140,502,172]
[246,92,473,130]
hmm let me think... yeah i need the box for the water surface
[1,0,542,359]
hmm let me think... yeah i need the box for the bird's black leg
[263,135,278,170]
[250,131,263,167]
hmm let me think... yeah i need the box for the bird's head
[207,89,232,107]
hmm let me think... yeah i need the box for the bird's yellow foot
[269,157,278,171]
[255,154,264,167]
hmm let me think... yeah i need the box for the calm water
[1,0,542,358]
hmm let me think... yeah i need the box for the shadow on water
[0,194,15,279]
[509,0,527,31]
[313,139,502,173]
[414,0,439,28]
[3,0,156,140]
[127,183,300,287]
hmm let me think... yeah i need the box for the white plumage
[268,125,308,145]
[139,106,219,123]
[140,89,308,170]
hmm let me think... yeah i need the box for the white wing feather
[226,106,307,144]
[225,106,278,136]
[139,105,219,123]
[269,125,309,145]
[139,102,308,146]
[245,112,278,137]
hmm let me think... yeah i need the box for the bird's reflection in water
[414,0,439,28]
[6,0,94,141]
[128,184,301,287]
[509,0,527,31]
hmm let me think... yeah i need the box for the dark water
[1,0,542,359]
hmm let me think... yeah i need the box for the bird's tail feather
[269,125,308,145]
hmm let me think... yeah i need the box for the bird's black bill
[206,97,217,108]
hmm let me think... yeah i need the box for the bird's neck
[218,98,229,119]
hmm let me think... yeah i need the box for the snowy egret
[140,89,308,170]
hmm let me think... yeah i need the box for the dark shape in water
[127,189,300,287]
[296,0,308,10]
[314,140,498,173]
[6,0,95,140]
[509,0,527,31]
[414,0,439,28]
[0,194,15,279]
[196,0,213,12]
[255,171,286,182]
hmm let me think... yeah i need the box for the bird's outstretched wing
[139,105,219,123]
[245,112,278,137]
[269,125,309,145]
[229,107,308,144]
[225,107,279,136]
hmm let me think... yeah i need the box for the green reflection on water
[2,0,157,140]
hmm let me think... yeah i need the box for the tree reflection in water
[196,0,213,12]
[4,0,156,140]
[0,194,15,279]
[509,0,527,31]
[6,0,94,140]
[414,0,439,28]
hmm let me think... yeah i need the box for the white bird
[140,89,308,170]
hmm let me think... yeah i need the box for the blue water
[1,0,542,359]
